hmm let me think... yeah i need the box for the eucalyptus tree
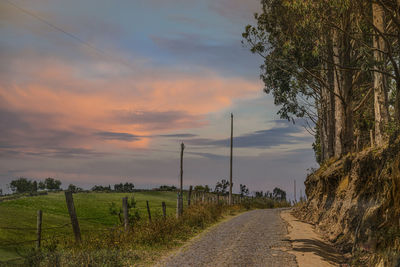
[243,0,396,163]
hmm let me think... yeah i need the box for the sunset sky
[0,0,316,198]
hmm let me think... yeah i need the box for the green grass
[0,192,290,266]
[0,191,181,261]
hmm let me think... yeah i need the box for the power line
[4,0,135,70]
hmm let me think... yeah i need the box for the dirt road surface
[156,208,346,267]
[156,209,296,267]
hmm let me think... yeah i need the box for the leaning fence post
[146,200,152,222]
[188,185,192,206]
[36,210,42,249]
[65,191,81,243]
[122,197,129,231]
[162,201,167,218]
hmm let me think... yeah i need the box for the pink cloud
[0,54,261,154]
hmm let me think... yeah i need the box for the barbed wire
[0,234,70,249]
[78,215,111,221]
[0,222,71,231]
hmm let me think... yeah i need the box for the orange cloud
[0,55,261,153]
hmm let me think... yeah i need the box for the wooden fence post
[122,197,129,231]
[162,201,167,218]
[176,193,183,218]
[146,200,152,222]
[36,210,42,249]
[65,191,81,243]
[188,185,193,206]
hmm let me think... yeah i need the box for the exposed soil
[280,210,347,267]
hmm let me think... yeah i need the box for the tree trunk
[326,35,336,158]
[333,24,354,157]
[319,97,328,163]
[342,22,354,155]
[333,29,345,157]
[373,2,390,146]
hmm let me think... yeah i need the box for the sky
[0,0,317,199]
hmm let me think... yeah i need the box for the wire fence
[0,213,115,264]
[0,190,244,264]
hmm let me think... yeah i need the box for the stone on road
[156,209,297,267]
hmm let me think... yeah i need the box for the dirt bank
[281,210,347,267]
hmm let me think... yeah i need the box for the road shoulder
[280,210,346,267]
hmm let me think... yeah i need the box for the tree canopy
[243,0,400,163]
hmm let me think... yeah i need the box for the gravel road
[156,209,297,267]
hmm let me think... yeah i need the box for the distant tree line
[157,185,177,191]
[253,188,287,202]
[91,182,135,193]
[8,177,62,194]
[5,176,288,203]
[194,185,211,193]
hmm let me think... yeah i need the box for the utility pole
[229,113,233,205]
[294,179,297,204]
[177,142,185,218]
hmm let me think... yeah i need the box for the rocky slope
[295,137,400,266]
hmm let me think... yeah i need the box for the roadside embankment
[295,137,400,266]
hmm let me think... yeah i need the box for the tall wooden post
[36,210,42,249]
[65,191,81,243]
[122,197,129,231]
[294,179,297,204]
[177,143,185,218]
[229,113,233,205]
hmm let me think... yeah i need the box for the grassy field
[0,192,290,266]
[0,191,181,261]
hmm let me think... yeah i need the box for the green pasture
[0,191,181,261]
